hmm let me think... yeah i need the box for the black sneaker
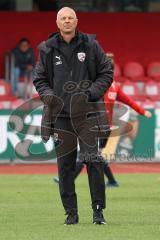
[64,213,79,225]
[106,181,119,188]
[93,208,106,225]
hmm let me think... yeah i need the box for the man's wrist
[41,95,54,106]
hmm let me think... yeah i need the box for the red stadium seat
[121,81,145,101]
[123,62,145,79]
[152,76,160,82]
[133,77,152,95]
[147,62,160,79]
[0,102,6,109]
[0,80,18,109]
[0,80,17,99]
[112,63,125,85]
[0,79,11,96]
[114,63,129,84]
[123,62,150,93]
[144,81,160,101]
[114,76,129,84]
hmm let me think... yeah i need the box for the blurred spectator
[92,0,107,11]
[11,38,35,98]
[0,0,15,10]
[0,0,154,12]
[106,0,123,12]
[149,0,160,12]
[33,0,57,11]
[122,0,149,12]
[56,0,92,11]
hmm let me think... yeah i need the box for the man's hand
[41,95,55,106]
[144,110,152,118]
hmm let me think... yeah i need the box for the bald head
[56,7,78,36]
[57,7,77,21]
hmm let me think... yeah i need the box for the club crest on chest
[77,52,86,62]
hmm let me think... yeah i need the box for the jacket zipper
[56,40,83,77]
[70,70,72,80]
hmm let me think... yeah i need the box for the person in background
[11,38,35,98]
[0,0,15,10]
[33,0,57,11]
[54,53,152,187]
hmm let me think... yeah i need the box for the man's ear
[56,20,59,29]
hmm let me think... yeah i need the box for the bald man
[33,7,113,225]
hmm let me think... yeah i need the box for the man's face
[56,8,78,34]
[19,41,30,52]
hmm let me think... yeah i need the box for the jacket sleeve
[33,50,54,97]
[88,40,113,101]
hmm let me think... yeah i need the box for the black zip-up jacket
[33,31,113,116]
[33,31,113,141]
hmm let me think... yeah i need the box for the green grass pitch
[0,174,160,240]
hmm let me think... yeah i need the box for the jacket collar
[38,31,96,52]
[45,31,96,49]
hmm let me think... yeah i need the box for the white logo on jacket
[77,52,86,62]
[55,55,62,65]
[55,56,61,60]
